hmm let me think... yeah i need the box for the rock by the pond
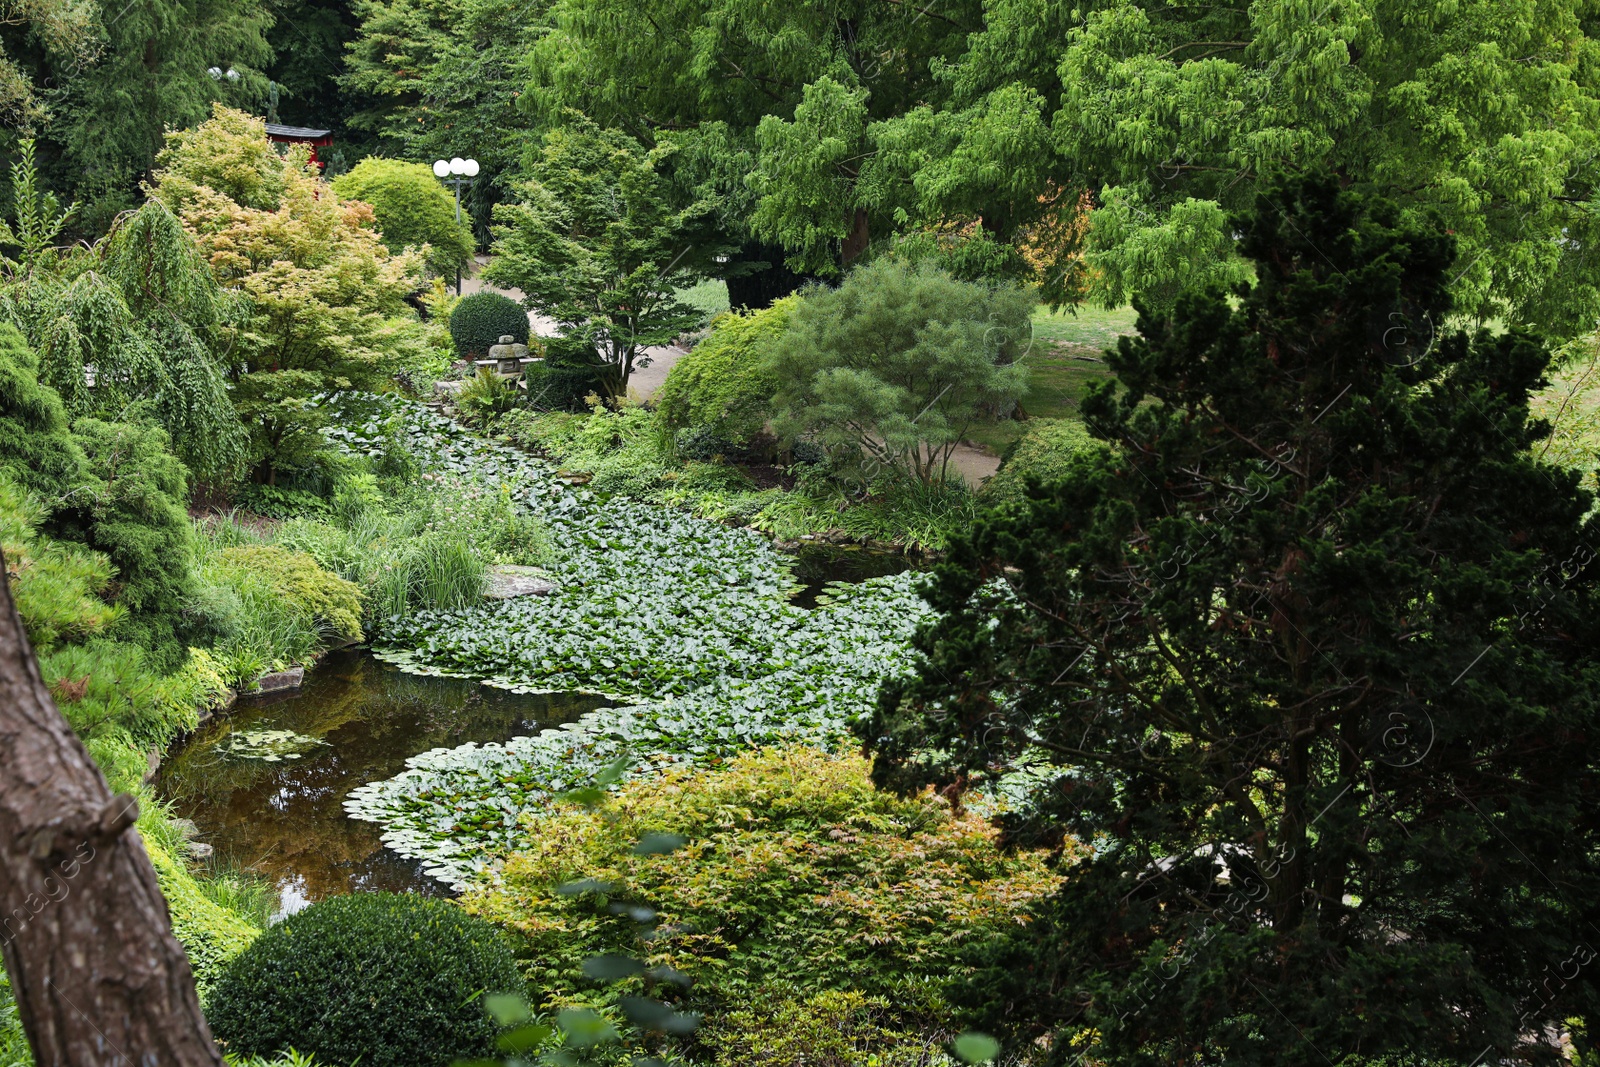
[435,378,466,396]
[187,841,215,860]
[484,564,555,599]
[252,666,305,694]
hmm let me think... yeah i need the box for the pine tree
[866,176,1600,1065]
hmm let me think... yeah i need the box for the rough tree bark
[0,546,223,1066]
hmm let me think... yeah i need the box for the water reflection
[156,649,608,912]
[788,544,916,607]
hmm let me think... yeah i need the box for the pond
[788,543,919,607]
[155,649,609,915]
[157,546,919,914]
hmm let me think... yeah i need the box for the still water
[155,650,609,912]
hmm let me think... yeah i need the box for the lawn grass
[964,304,1137,455]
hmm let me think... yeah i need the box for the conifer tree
[866,177,1600,1065]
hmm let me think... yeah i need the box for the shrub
[979,417,1105,506]
[49,417,196,665]
[0,322,85,502]
[214,545,363,642]
[460,747,1060,1052]
[206,892,523,1067]
[656,297,795,450]
[333,158,475,276]
[456,366,522,425]
[194,542,363,680]
[765,260,1033,484]
[449,291,529,358]
[1,474,119,650]
[707,991,955,1067]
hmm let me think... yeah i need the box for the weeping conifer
[4,191,245,484]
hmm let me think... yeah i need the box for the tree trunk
[842,208,870,264]
[0,546,224,1067]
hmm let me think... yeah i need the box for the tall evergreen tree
[0,0,271,230]
[866,177,1600,1065]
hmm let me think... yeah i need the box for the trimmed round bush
[206,892,523,1067]
[449,292,529,358]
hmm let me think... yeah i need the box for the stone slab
[484,564,555,599]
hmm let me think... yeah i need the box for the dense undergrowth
[463,747,1061,1066]
[495,401,983,551]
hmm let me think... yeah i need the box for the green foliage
[868,178,1600,1064]
[48,417,195,663]
[462,748,1056,1054]
[449,291,529,358]
[0,321,83,500]
[320,394,932,886]
[143,826,260,996]
[0,971,27,1067]
[766,261,1032,484]
[193,539,364,683]
[495,402,977,550]
[456,367,524,426]
[483,120,719,394]
[1,0,271,229]
[152,106,435,482]
[205,892,523,1067]
[521,0,967,283]
[0,475,119,647]
[656,298,795,450]
[9,189,248,483]
[334,158,475,276]
[979,418,1106,507]
[522,336,615,411]
[340,0,543,241]
[264,470,546,626]
[707,991,955,1067]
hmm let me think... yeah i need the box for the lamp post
[433,156,479,295]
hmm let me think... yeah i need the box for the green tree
[0,171,248,484]
[333,157,475,275]
[151,106,436,483]
[0,324,196,665]
[340,0,546,241]
[522,0,978,290]
[0,0,271,229]
[839,0,1600,328]
[764,260,1031,483]
[262,0,362,138]
[51,416,197,665]
[483,120,720,396]
[866,178,1600,1064]
[0,320,84,500]
[656,296,797,450]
